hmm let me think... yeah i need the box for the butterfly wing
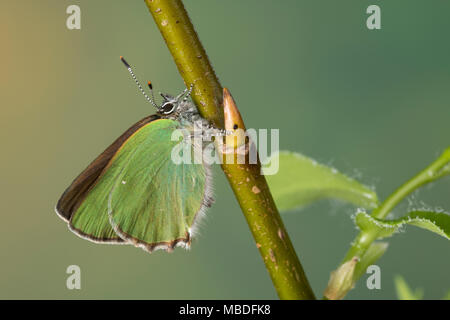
[66,118,211,252]
[56,115,160,242]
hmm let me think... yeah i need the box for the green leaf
[265,151,379,211]
[353,242,389,281]
[355,210,450,240]
[394,276,424,300]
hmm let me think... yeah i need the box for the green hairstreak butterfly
[56,57,218,253]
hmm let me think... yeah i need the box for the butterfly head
[157,86,193,116]
[158,93,178,115]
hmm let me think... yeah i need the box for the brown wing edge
[55,114,160,243]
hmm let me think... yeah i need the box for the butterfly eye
[160,102,176,114]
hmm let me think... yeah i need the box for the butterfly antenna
[184,83,194,101]
[176,83,194,101]
[120,56,158,109]
[147,81,157,106]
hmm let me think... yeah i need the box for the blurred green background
[1,0,449,299]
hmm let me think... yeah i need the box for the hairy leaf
[355,210,450,240]
[265,151,379,211]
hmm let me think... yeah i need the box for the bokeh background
[1,0,449,299]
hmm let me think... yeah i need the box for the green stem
[145,0,223,128]
[338,148,450,295]
[372,148,450,220]
[144,0,315,300]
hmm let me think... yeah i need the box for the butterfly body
[57,73,216,253]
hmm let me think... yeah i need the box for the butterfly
[56,57,220,253]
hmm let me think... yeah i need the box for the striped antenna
[176,83,194,102]
[147,81,158,106]
[120,56,158,109]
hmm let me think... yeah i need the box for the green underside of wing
[70,119,207,246]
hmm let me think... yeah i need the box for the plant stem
[372,148,450,220]
[145,0,223,128]
[144,0,315,299]
[337,148,450,295]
